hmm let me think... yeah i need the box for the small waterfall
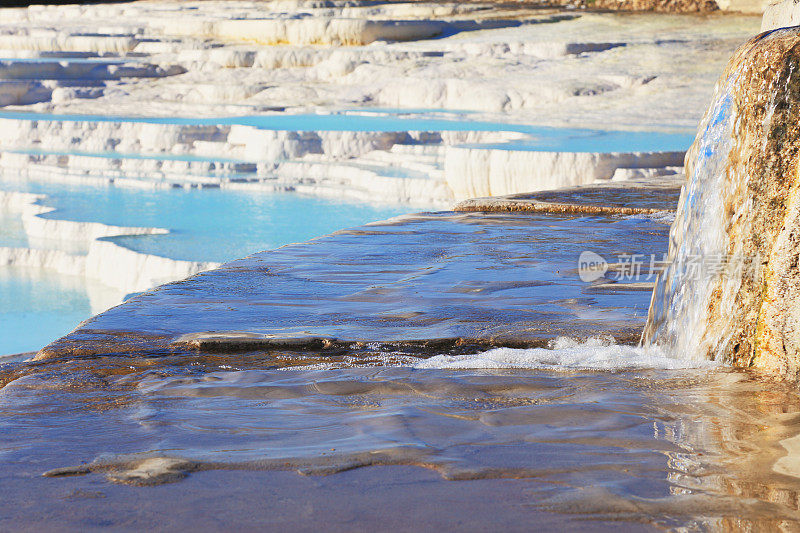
[644,29,799,365]
[642,72,745,360]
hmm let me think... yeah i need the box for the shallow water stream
[4,198,796,528]
[2,353,800,529]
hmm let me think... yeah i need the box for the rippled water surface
[44,210,669,354]
[2,351,800,530]
[1,107,787,528]
[2,201,796,529]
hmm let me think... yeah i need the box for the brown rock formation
[592,0,719,12]
[645,28,800,377]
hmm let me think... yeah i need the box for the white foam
[621,210,676,225]
[413,337,720,371]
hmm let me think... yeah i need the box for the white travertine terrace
[761,0,800,30]
[0,118,680,204]
[0,190,217,297]
[0,0,760,318]
[0,2,759,124]
[0,2,759,201]
[443,147,684,198]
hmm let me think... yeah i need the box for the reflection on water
[0,110,694,152]
[2,348,800,529]
[0,178,408,355]
[0,267,117,356]
[2,178,408,264]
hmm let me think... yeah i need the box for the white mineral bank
[762,0,800,30]
[0,2,760,205]
[0,190,217,308]
[0,119,680,204]
[0,2,760,128]
[444,147,684,198]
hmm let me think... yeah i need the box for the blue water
[0,268,94,356]
[473,130,690,153]
[0,57,125,64]
[0,111,689,354]
[0,110,694,153]
[0,180,407,355]
[3,181,407,263]
[0,212,28,249]
[6,147,250,165]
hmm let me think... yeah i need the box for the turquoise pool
[0,110,694,152]
[0,180,408,355]
[0,268,97,357]
[4,180,407,263]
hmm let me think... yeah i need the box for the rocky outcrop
[644,28,800,376]
[403,0,760,13]
[762,0,800,30]
[591,0,720,13]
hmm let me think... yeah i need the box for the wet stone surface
[3,357,800,530]
[41,210,671,359]
[3,208,800,529]
[455,183,682,215]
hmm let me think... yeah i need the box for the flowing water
[3,106,800,528]
[1,198,798,528]
[3,343,800,530]
[646,71,741,359]
[642,28,797,368]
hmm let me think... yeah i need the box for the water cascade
[644,27,800,376]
